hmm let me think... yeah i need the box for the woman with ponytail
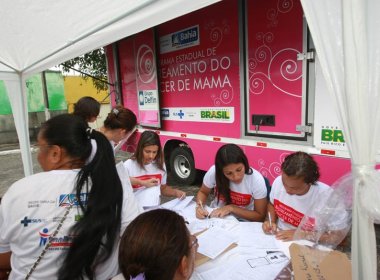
[0,114,141,279]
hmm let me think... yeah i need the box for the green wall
[0,71,67,115]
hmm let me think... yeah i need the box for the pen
[268,211,273,233]
[198,201,209,218]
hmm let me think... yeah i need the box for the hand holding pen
[263,211,278,235]
[196,200,210,219]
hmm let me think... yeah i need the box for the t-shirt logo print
[58,193,88,207]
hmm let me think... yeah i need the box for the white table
[175,201,292,280]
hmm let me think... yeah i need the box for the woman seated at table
[262,151,348,243]
[195,144,267,221]
[124,131,186,208]
[115,209,198,280]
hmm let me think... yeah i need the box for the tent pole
[4,73,34,176]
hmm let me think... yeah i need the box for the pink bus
[105,0,350,186]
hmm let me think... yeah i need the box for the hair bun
[112,108,119,116]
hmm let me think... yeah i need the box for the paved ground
[0,143,202,198]
[1,144,380,278]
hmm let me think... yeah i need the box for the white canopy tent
[1,0,379,279]
[301,0,380,279]
[0,0,221,176]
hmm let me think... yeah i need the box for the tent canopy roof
[0,0,221,76]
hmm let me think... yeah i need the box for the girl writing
[196,144,267,221]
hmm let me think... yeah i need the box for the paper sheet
[238,222,278,248]
[134,186,160,207]
[160,196,194,211]
[197,227,236,259]
[188,217,239,234]
[192,248,289,280]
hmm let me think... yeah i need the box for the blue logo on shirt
[58,193,88,207]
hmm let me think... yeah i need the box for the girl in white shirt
[262,151,348,243]
[124,131,185,208]
[195,144,267,221]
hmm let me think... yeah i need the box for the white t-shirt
[0,164,141,280]
[123,159,167,188]
[123,159,166,208]
[270,175,346,231]
[203,165,267,210]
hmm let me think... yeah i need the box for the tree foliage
[60,48,108,92]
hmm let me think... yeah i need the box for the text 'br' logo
[321,129,345,143]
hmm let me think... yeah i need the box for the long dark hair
[119,209,190,280]
[40,114,123,280]
[215,144,252,204]
[281,151,320,185]
[132,130,164,170]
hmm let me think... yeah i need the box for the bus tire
[169,146,196,185]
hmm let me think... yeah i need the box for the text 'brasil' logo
[200,110,230,120]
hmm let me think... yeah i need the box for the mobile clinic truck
[105,0,351,185]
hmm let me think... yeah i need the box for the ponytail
[56,120,123,279]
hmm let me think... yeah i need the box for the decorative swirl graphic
[258,153,289,180]
[249,47,302,97]
[255,44,272,63]
[248,58,257,71]
[249,73,265,95]
[212,87,234,106]
[205,20,231,49]
[278,0,293,13]
[266,9,278,24]
[136,44,156,84]
[268,48,302,97]
[255,32,274,44]
[269,162,282,177]
[267,0,293,27]
[258,158,266,168]
[210,27,223,48]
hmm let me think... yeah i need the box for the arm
[261,202,298,241]
[160,184,186,199]
[210,197,267,221]
[129,176,159,188]
[262,202,278,234]
[0,252,11,270]
[195,184,211,219]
